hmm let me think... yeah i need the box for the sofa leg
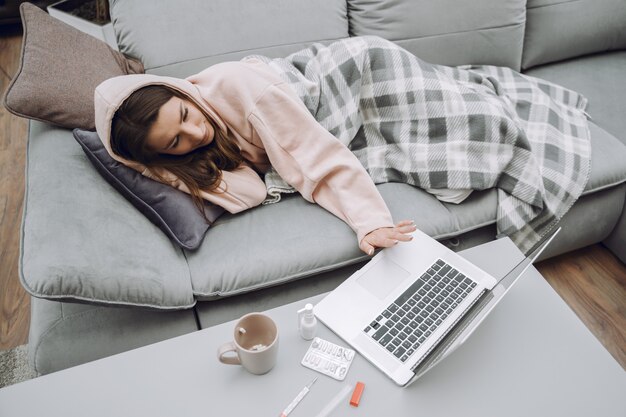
[603,190,626,264]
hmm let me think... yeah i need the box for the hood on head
[94,73,227,171]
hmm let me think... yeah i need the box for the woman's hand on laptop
[360,220,417,256]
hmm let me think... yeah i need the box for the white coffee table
[1,239,624,417]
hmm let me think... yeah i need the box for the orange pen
[350,381,365,407]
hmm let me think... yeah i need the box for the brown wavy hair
[110,84,243,217]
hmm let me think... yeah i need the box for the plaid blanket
[247,36,591,254]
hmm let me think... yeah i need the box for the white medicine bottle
[297,303,317,340]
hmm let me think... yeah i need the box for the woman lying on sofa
[94,36,590,255]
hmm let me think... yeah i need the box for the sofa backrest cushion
[523,0,626,70]
[110,0,348,77]
[347,0,527,70]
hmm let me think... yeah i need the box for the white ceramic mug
[217,312,279,375]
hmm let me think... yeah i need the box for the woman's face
[145,96,215,155]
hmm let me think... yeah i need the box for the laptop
[315,227,560,386]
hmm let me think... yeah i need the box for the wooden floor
[1,30,625,369]
[0,27,30,352]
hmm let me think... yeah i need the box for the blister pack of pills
[301,337,356,381]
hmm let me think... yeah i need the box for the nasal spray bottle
[297,303,317,340]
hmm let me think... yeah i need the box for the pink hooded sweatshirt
[94,57,395,245]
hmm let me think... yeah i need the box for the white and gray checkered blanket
[247,36,591,254]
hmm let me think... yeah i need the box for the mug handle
[217,342,241,365]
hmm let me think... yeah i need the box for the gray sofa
[23,0,626,374]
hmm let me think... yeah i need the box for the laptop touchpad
[356,257,411,300]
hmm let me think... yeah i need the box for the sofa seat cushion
[21,122,196,310]
[525,51,626,145]
[188,186,498,300]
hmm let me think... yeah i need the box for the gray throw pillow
[73,129,223,249]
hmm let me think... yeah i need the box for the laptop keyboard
[363,259,478,363]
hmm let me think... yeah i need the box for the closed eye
[172,107,188,148]
[164,102,186,151]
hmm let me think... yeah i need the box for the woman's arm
[249,82,414,252]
